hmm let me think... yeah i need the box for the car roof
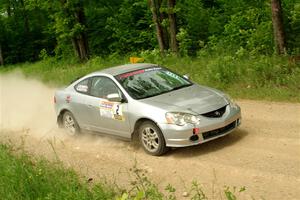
[91,63,158,76]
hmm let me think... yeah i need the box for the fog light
[190,134,199,141]
[193,128,199,135]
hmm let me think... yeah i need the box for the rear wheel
[62,111,80,136]
[138,121,169,156]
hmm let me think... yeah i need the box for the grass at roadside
[1,54,299,102]
[0,142,247,200]
[0,143,117,200]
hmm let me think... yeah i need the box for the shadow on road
[71,127,249,157]
[166,128,249,157]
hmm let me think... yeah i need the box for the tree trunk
[72,35,89,61]
[271,0,286,55]
[168,0,178,55]
[158,0,169,50]
[0,45,3,65]
[149,0,165,56]
[60,0,89,61]
[73,2,89,61]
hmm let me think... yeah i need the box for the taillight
[54,96,56,104]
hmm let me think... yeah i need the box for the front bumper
[159,104,241,147]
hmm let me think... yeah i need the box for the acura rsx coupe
[54,63,241,156]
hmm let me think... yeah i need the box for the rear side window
[90,76,121,98]
[75,79,89,94]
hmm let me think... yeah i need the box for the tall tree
[159,0,169,50]
[271,0,286,54]
[167,0,178,54]
[71,1,89,60]
[59,0,89,61]
[149,0,166,56]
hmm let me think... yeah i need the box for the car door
[84,76,131,138]
[71,78,95,129]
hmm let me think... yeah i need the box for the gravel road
[1,72,299,199]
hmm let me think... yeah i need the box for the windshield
[115,67,193,99]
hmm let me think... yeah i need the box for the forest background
[0,0,299,101]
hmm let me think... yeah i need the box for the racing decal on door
[99,101,114,118]
[99,101,124,121]
[112,104,124,121]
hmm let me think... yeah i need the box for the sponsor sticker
[117,67,162,79]
[99,101,124,121]
[165,71,181,80]
[144,67,161,72]
[112,104,124,121]
[118,69,145,79]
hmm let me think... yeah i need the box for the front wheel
[62,111,80,136]
[138,121,169,156]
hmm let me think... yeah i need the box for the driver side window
[90,76,121,99]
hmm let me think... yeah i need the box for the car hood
[140,84,228,114]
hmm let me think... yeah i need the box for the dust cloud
[0,71,57,136]
[0,71,127,149]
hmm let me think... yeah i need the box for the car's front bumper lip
[159,104,241,147]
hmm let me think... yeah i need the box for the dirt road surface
[1,72,299,199]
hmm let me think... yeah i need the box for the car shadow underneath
[165,128,249,157]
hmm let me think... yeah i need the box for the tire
[138,121,169,156]
[62,111,80,136]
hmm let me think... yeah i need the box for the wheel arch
[57,108,71,127]
[133,117,169,156]
[131,117,161,141]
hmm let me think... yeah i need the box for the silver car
[54,63,241,155]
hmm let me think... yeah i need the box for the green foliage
[41,0,87,59]
[205,55,239,84]
[1,0,300,64]
[0,0,55,64]
[176,28,193,56]
[1,54,299,102]
[0,144,116,200]
[84,1,120,55]
[205,5,274,55]
[224,8,272,53]
[224,186,246,200]
[189,181,207,200]
[117,162,163,200]
[286,2,300,54]
[105,0,155,54]
[165,184,176,200]
[176,0,215,56]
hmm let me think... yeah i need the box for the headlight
[165,112,200,126]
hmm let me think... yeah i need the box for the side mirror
[183,74,190,80]
[107,93,123,102]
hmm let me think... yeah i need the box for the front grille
[201,105,227,118]
[202,121,236,140]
